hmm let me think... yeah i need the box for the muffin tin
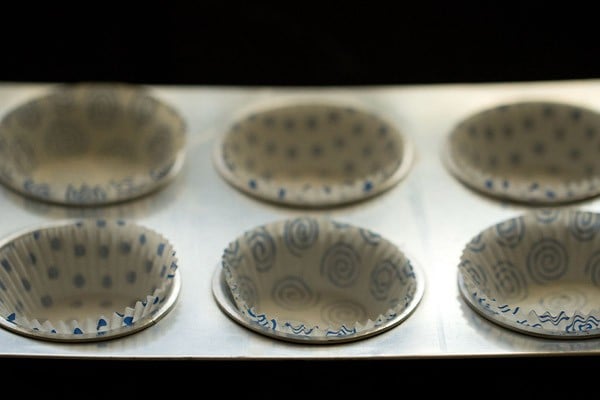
[0,82,599,358]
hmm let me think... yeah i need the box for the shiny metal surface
[1,80,600,359]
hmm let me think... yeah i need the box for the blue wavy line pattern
[566,315,600,333]
[326,325,357,337]
[246,308,277,330]
[535,311,570,326]
[65,184,107,204]
[284,322,315,335]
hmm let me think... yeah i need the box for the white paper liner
[445,101,600,204]
[221,216,424,341]
[213,101,413,207]
[0,219,179,341]
[0,83,186,205]
[458,208,600,338]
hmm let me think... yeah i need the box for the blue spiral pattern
[359,228,381,245]
[459,259,488,289]
[370,259,400,301]
[534,209,561,224]
[492,260,527,301]
[494,217,525,248]
[585,250,600,286]
[526,238,568,284]
[320,300,367,326]
[320,243,361,288]
[271,276,316,310]
[245,227,276,272]
[466,233,485,252]
[284,217,319,256]
[569,211,600,241]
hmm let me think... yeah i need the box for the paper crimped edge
[0,219,180,341]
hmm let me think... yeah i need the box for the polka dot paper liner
[216,216,424,343]
[0,219,180,342]
[213,102,414,207]
[0,83,186,206]
[445,101,600,204]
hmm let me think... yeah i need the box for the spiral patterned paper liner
[458,208,600,338]
[445,101,600,204]
[0,219,180,342]
[213,101,414,207]
[0,83,186,206]
[219,216,424,343]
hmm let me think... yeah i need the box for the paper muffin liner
[445,101,600,204]
[221,216,424,342]
[0,82,186,206]
[458,208,600,338]
[213,101,413,207]
[0,219,180,342]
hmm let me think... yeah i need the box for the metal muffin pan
[0,81,599,359]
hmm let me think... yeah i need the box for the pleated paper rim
[0,219,182,342]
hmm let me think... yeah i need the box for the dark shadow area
[0,3,598,85]
[2,357,598,391]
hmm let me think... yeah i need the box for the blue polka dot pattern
[0,218,179,340]
[216,103,412,206]
[447,101,600,204]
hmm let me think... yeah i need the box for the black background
[1,2,599,85]
[0,1,599,382]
